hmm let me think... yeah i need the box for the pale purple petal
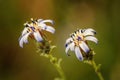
[44,26,55,34]
[19,36,25,48]
[85,28,96,33]
[65,45,70,55]
[65,42,75,56]
[75,47,83,61]
[38,23,46,29]
[65,38,73,53]
[38,23,55,33]
[69,42,75,51]
[65,37,73,44]
[83,31,94,36]
[22,27,28,36]
[79,41,90,54]
[33,31,43,42]
[19,33,30,48]
[40,20,54,24]
[84,36,98,44]
[23,33,31,43]
[83,28,96,36]
[37,19,43,23]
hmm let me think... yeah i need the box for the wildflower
[19,18,55,48]
[65,28,98,61]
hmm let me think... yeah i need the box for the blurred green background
[0,0,120,80]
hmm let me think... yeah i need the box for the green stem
[41,54,66,80]
[90,60,104,80]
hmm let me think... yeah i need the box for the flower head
[19,18,55,48]
[65,28,98,61]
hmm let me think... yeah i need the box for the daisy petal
[65,45,70,56]
[84,36,98,44]
[33,31,43,42]
[45,26,55,34]
[37,19,43,23]
[23,33,31,43]
[65,37,73,44]
[22,27,28,36]
[38,23,46,29]
[83,28,96,36]
[69,42,75,51]
[75,47,83,61]
[19,36,24,48]
[83,31,94,36]
[19,33,30,48]
[79,41,90,54]
[85,28,96,33]
[41,20,54,24]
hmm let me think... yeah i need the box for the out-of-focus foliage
[0,0,120,80]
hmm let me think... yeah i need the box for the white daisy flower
[65,28,98,61]
[19,18,55,48]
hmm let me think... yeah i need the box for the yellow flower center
[72,33,84,46]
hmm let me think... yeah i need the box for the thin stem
[90,60,104,80]
[41,54,66,80]
[49,55,66,80]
